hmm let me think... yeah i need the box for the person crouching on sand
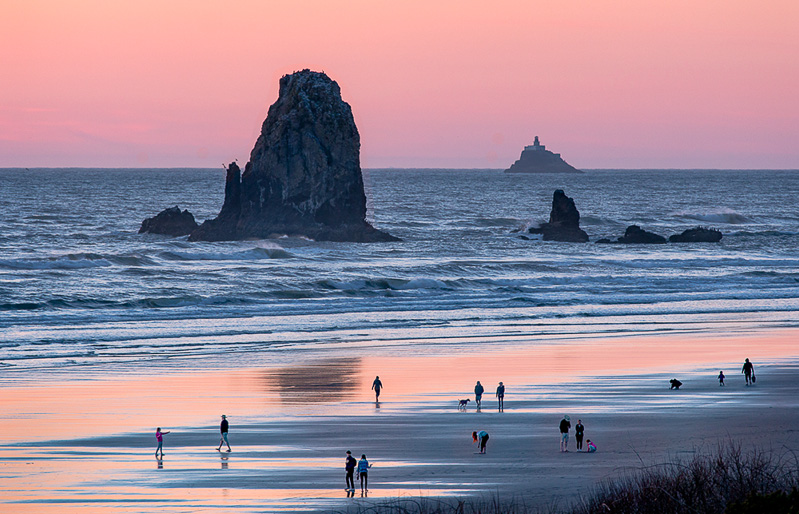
[718,370,725,386]
[559,415,571,452]
[473,430,489,453]
[155,427,170,458]
[587,439,597,453]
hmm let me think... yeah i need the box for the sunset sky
[2,0,797,168]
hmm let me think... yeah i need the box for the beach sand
[1,328,798,513]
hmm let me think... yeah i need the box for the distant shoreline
[2,167,799,172]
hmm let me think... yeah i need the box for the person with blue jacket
[357,454,372,491]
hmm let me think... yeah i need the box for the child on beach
[357,454,372,491]
[587,440,597,453]
[473,430,489,453]
[155,427,170,458]
[559,415,571,452]
[718,371,725,386]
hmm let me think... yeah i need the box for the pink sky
[1,0,797,168]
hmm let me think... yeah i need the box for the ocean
[2,168,799,378]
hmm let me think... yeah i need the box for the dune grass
[337,444,799,514]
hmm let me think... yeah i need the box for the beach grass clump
[725,488,799,514]
[572,444,799,514]
[340,444,799,514]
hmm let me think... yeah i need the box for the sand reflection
[263,358,361,403]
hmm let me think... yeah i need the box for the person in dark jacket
[670,378,683,390]
[575,419,585,451]
[496,382,505,411]
[345,450,357,491]
[559,415,571,452]
[216,415,231,452]
[372,376,383,401]
[742,359,755,385]
[474,381,485,408]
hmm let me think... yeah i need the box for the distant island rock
[669,227,723,243]
[504,137,581,173]
[528,189,589,242]
[139,70,397,243]
[139,206,198,236]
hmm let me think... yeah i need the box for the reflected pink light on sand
[1,329,797,443]
[359,329,799,400]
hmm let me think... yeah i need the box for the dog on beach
[458,399,470,410]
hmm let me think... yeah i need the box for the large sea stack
[504,137,581,173]
[528,189,589,242]
[189,70,397,242]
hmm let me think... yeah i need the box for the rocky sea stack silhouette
[528,189,589,242]
[139,206,198,236]
[184,69,397,242]
[504,137,581,173]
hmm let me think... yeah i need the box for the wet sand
[1,328,798,513]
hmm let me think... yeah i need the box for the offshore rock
[616,225,667,244]
[528,189,589,242]
[504,136,581,173]
[669,226,723,243]
[190,70,398,242]
[139,206,198,236]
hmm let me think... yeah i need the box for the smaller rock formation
[616,225,666,244]
[504,136,581,173]
[669,227,723,243]
[139,206,198,236]
[528,189,589,242]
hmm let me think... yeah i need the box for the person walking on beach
[742,359,755,385]
[575,419,585,451]
[345,450,357,491]
[472,430,489,453]
[496,381,505,411]
[474,381,484,408]
[155,427,170,458]
[718,371,725,386]
[357,454,372,492]
[216,414,231,452]
[371,376,383,401]
[559,415,571,452]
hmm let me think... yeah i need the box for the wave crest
[669,208,753,224]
